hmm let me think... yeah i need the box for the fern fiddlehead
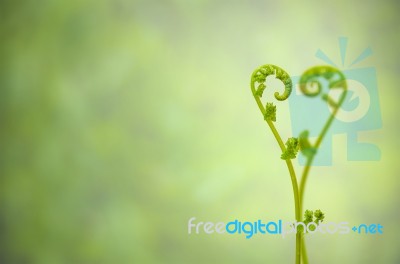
[298,66,347,264]
[298,65,347,210]
[251,64,301,264]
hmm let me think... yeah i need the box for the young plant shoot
[250,64,347,264]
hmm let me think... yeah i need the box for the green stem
[253,89,301,263]
[253,96,301,224]
[299,96,344,264]
[301,234,309,264]
[296,233,302,264]
[299,106,338,214]
[266,120,301,264]
[298,114,334,264]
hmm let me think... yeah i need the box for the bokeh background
[1,0,399,263]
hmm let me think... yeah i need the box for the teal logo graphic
[289,37,382,165]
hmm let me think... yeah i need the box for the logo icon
[289,37,382,165]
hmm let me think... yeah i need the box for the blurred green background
[1,0,399,263]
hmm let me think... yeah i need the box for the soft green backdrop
[1,0,399,263]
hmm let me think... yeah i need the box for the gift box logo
[289,37,382,166]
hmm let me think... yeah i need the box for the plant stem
[253,92,301,263]
[301,234,309,264]
[299,106,338,212]
[299,102,342,264]
[266,120,301,264]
